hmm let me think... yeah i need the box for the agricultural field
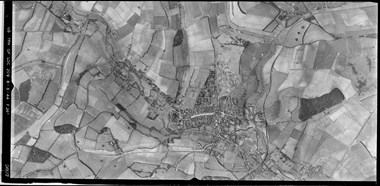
[8,1,377,182]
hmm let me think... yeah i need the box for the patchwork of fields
[8,1,377,181]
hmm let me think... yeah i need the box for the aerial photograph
[8,1,377,181]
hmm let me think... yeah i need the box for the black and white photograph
[1,1,377,184]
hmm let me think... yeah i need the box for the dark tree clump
[54,124,79,134]
[299,88,345,121]
[173,29,183,47]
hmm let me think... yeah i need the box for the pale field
[78,1,96,12]
[96,156,129,179]
[284,20,310,47]
[179,67,195,95]
[189,50,214,69]
[131,23,154,56]
[229,2,273,31]
[182,2,203,27]
[334,112,361,146]
[302,70,334,98]
[104,7,128,29]
[177,153,195,175]
[186,18,212,52]
[14,8,33,30]
[238,2,260,12]
[162,151,191,166]
[49,134,77,159]
[89,32,110,59]
[328,106,348,121]
[118,168,142,179]
[75,39,100,72]
[361,95,377,113]
[189,68,209,88]
[189,39,213,52]
[331,144,375,180]
[14,32,42,65]
[159,62,177,79]
[84,126,98,141]
[358,113,377,157]
[155,167,193,179]
[105,116,133,142]
[314,12,336,26]
[131,162,158,173]
[340,8,369,27]
[287,97,298,112]
[13,69,30,89]
[55,103,83,128]
[314,4,377,37]
[94,75,121,100]
[21,160,56,177]
[126,96,150,123]
[39,10,55,31]
[57,162,73,178]
[332,75,357,99]
[194,152,209,163]
[146,45,164,60]
[41,107,65,131]
[88,85,118,115]
[169,138,198,151]
[303,23,335,44]
[265,70,288,108]
[117,33,133,56]
[142,117,164,130]
[274,47,296,74]
[14,102,43,124]
[12,32,26,60]
[282,135,298,159]
[122,130,159,152]
[23,4,45,31]
[78,150,114,173]
[127,147,167,162]
[113,88,138,108]
[79,72,93,88]
[35,130,59,151]
[263,45,283,84]
[278,69,304,91]
[124,1,143,15]
[151,30,166,49]
[61,154,94,178]
[196,158,236,179]
[343,99,371,126]
[85,112,112,133]
[75,86,88,109]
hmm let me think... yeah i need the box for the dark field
[15,132,31,146]
[27,147,51,163]
[19,79,32,102]
[299,88,345,121]
[13,87,21,108]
